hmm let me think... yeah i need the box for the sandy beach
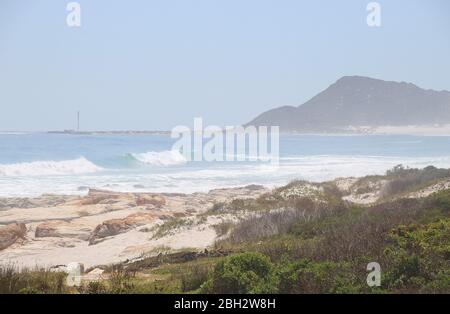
[2,171,450,269]
[0,186,268,268]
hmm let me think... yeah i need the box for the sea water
[1,132,450,197]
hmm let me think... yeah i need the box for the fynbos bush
[201,252,278,294]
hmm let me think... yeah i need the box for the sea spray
[0,157,102,176]
[130,150,187,166]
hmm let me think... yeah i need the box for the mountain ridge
[246,76,450,133]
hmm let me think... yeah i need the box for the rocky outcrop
[79,189,166,208]
[135,195,166,208]
[0,198,36,210]
[79,189,123,205]
[35,220,92,241]
[83,268,105,281]
[0,223,27,250]
[0,186,267,267]
[89,213,160,245]
[0,195,77,210]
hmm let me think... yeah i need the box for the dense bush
[383,218,450,292]
[201,252,278,294]
[277,259,362,294]
[209,186,450,293]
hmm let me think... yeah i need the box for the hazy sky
[0,0,449,131]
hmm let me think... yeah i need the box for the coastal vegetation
[1,165,449,294]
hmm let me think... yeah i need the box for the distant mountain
[246,76,450,133]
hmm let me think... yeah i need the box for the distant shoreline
[1,124,450,136]
[46,125,450,136]
[47,130,172,135]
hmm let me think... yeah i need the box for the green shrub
[384,251,423,290]
[384,218,450,292]
[277,259,361,294]
[422,269,450,293]
[201,252,278,294]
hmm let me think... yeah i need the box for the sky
[0,0,449,131]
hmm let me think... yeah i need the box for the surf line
[171,117,280,166]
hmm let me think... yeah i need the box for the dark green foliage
[201,252,278,294]
[210,184,450,293]
[277,259,362,293]
[383,218,450,292]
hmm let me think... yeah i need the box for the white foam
[2,154,450,197]
[0,157,102,177]
[131,150,187,166]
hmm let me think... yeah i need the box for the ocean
[1,132,450,197]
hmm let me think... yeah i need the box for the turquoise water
[1,133,450,197]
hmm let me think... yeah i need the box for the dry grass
[212,220,234,237]
[0,264,67,294]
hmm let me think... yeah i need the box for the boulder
[84,268,105,281]
[35,220,91,241]
[79,189,122,205]
[89,212,159,245]
[0,223,27,250]
[135,194,166,208]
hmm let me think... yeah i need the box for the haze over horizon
[1,0,449,131]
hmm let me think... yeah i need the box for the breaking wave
[130,150,187,166]
[0,157,102,176]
